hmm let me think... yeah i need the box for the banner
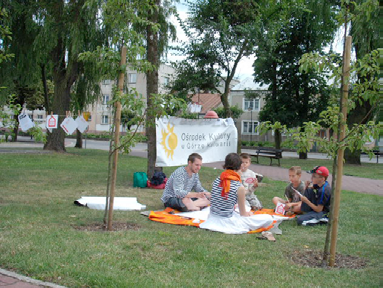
[156,117,237,167]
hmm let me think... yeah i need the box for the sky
[167,1,345,82]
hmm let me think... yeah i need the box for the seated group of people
[160,152,331,234]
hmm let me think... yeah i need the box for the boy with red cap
[296,166,332,226]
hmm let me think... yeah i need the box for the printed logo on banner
[160,123,178,160]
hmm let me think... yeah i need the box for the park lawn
[0,148,381,288]
[253,155,383,180]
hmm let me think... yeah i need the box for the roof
[232,77,269,91]
[190,93,222,114]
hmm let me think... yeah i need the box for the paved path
[0,268,66,288]
[1,136,382,196]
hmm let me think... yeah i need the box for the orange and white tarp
[148,207,295,234]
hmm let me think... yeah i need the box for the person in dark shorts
[161,153,210,212]
[296,166,332,226]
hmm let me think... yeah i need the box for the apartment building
[86,64,174,133]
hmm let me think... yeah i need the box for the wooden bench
[247,147,283,166]
[361,149,382,164]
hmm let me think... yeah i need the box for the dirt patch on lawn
[291,249,368,269]
[73,222,141,232]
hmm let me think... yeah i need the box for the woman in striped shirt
[200,153,273,234]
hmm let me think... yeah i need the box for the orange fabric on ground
[148,207,295,233]
[149,207,202,227]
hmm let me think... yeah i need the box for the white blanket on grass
[74,197,146,211]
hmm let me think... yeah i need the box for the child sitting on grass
[296,166,332,226]
[240,153,263,211]
[272,166,305,216]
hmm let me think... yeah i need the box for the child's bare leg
[292,202,302,214]
[272,197,285,206]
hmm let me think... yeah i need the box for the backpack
[150,171,167,186]
[133,172,148,188]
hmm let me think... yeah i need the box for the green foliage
[0,95,21,142]
[255,0,337,132]
[213,105,244,119]
[170,0,287,117]
[0,8,14,64]
[109,86,186,154]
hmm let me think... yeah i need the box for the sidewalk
[0,268,66,288]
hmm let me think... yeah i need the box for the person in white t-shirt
[239,153,263,211]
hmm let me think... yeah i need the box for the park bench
[247,147,283,166]
[361,149,382,164]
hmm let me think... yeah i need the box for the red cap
[311,166,329,178]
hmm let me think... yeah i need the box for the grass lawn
[0,148,381,287]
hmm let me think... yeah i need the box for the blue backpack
[133,172,148,188]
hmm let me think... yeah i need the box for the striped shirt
[161,167,207,203]
[210,177,242,218]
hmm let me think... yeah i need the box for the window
[128,73,137,84]
[163,76,170,86]
[102,94,110,105]
[101,115,109,124]
[242,120,259,135]
[102,79,111,85]
[243,98,260,111]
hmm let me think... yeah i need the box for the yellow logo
[160,123,178,160]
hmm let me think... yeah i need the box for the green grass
[0,149,381,287]
[252,155,383,180]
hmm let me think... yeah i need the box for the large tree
[344,0,379,164]
[0,1,44,141]
[254,0,338,153]
[28,0,103,152]
[171,0,287,118]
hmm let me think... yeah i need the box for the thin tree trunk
[75,130,83,148]
[329,35,352,267]
[41,64,50,113]
[274,129,281,150]
[146,0,162,179]
[107,46,126,231]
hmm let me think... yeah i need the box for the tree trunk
[299,152,307,159]
[41,64,50,113]
[44,80,71,152]
[75,130,83,148]
[12,114,19,142]
[146,0,162,179]
[344,100,372,165]
[274,129,281,149]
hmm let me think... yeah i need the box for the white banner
[156,117,237,167]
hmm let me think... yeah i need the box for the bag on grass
[150,171,167,186]
[133,172,148,188]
